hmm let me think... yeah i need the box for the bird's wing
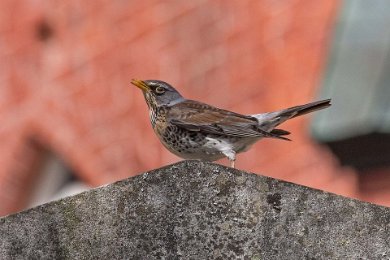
[167,100,289,140]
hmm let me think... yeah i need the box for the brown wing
[167,100,290,140]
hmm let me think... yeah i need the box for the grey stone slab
[1,160,389,259]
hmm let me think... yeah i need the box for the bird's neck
[167,97,185,106]
[149,108,157,127]
[148,104,167,128]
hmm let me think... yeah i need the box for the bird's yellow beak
[131,79,149,91]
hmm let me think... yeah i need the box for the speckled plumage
[131,79,331,167]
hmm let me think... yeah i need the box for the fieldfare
[131,79,331,168]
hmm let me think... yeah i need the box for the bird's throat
[149,108,157,127]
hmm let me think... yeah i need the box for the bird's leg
[230,159,236,168]
[222,150,236,168]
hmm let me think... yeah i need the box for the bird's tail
[252,99,331,133]
[283,99,332,119]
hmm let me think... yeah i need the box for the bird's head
[131,79,184,107]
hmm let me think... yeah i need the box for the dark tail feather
[257,126,291,141]
[269,133,291,141]
[271,128,291,136]
[255,99,330,141]
[281,99,331,119]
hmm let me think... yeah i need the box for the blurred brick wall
[0,0,362,216]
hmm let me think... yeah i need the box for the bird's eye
[155,86,166,94]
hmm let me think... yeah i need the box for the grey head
[131,79,185,107]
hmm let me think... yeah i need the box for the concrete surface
[1,160,389,259]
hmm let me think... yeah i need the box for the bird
[131,79,331,168]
